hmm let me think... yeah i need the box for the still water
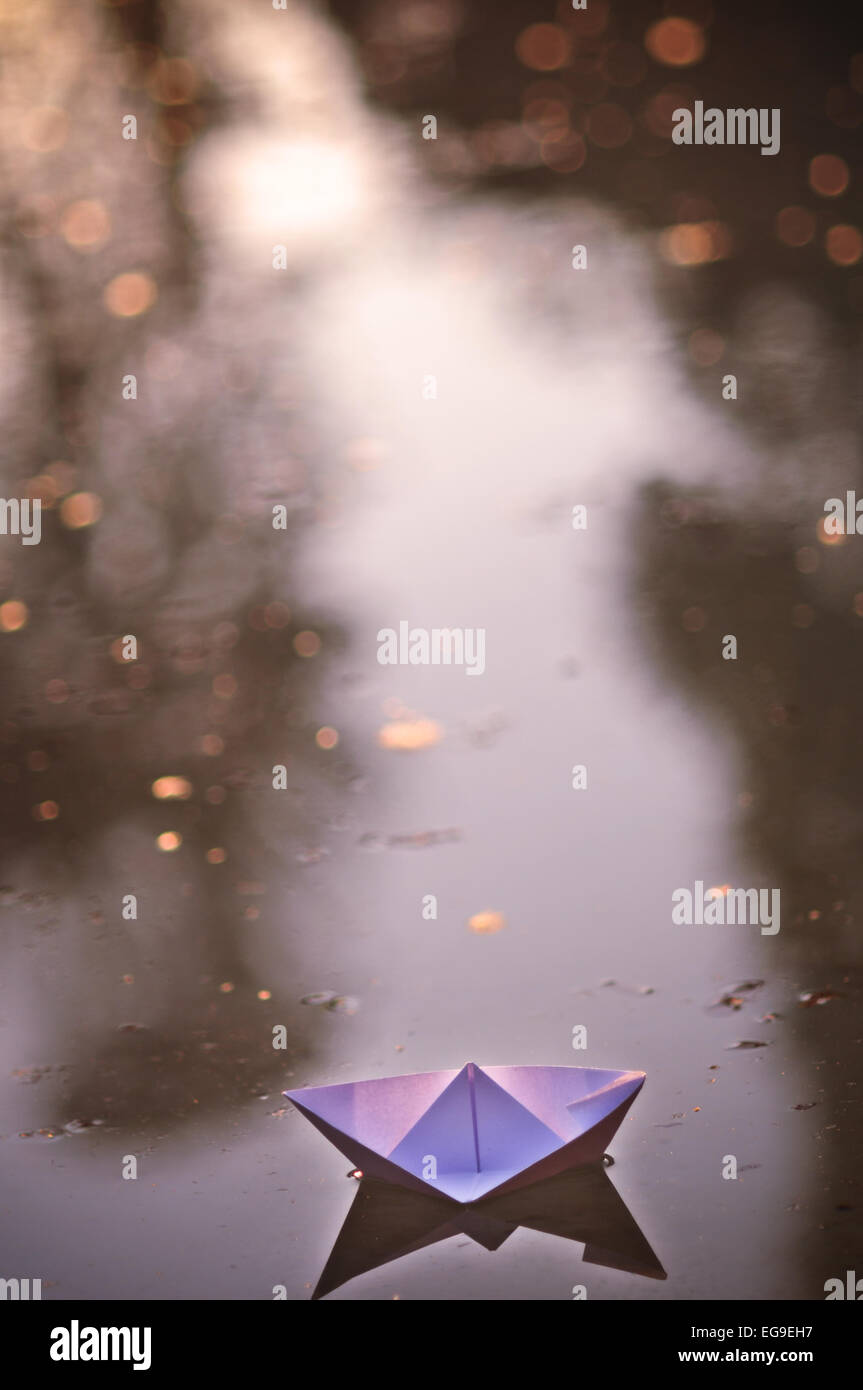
[4,205,853,1298]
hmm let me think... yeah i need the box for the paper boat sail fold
[285,1063,645,1203]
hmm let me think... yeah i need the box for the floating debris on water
[726,1039,770,1049]
[798,988,844,1007]
[301,991,359,1014]
[11,1064,64,1084]
[792,1102,818,1111]
[709,980,765,1011]
[328,996,359,1014]
[388,828,462,849]
[591,979,655,996]
[359,828,462,850]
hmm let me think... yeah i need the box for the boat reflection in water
[313,1164,666,1300]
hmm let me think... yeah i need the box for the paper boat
[284,1062,645,1203]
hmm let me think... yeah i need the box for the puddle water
[1,0,860,1304]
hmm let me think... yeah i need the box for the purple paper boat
[284,1062,645,1203]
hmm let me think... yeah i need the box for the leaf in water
[326,995,359,1014]
[792,1102,818,1110]
[300,991,336,1007]
[726,1039,769,1049]
[798,988,844,1006]
[386,828,462,848]
[709,980,765,1010]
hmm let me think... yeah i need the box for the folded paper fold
[285,1062,645,1203]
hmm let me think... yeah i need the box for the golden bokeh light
[541,132,586,173]
[206,847,227,864]
[659,221,731,266]
[147,56,198,106]
[0,600,29,632]
[809,153,850,197]
[377,718,444,751]
[23,473,60,507]
[264,602,291,628]
[825,224,863,266]
[293,630,321,657]
[515,23,571,72]
[156,831,182,852]
[33,800,60,822]
[60,492,103,528]
[817,516,849,546]
[315,726,339,750]
[468,910,506,935]
[644,18,706,67]
[776,206,816,247]
[20,106,68,152]
[59,199,111,251]
[151,776,193,800]
[522,97,570,140]
[103,271,157,317]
